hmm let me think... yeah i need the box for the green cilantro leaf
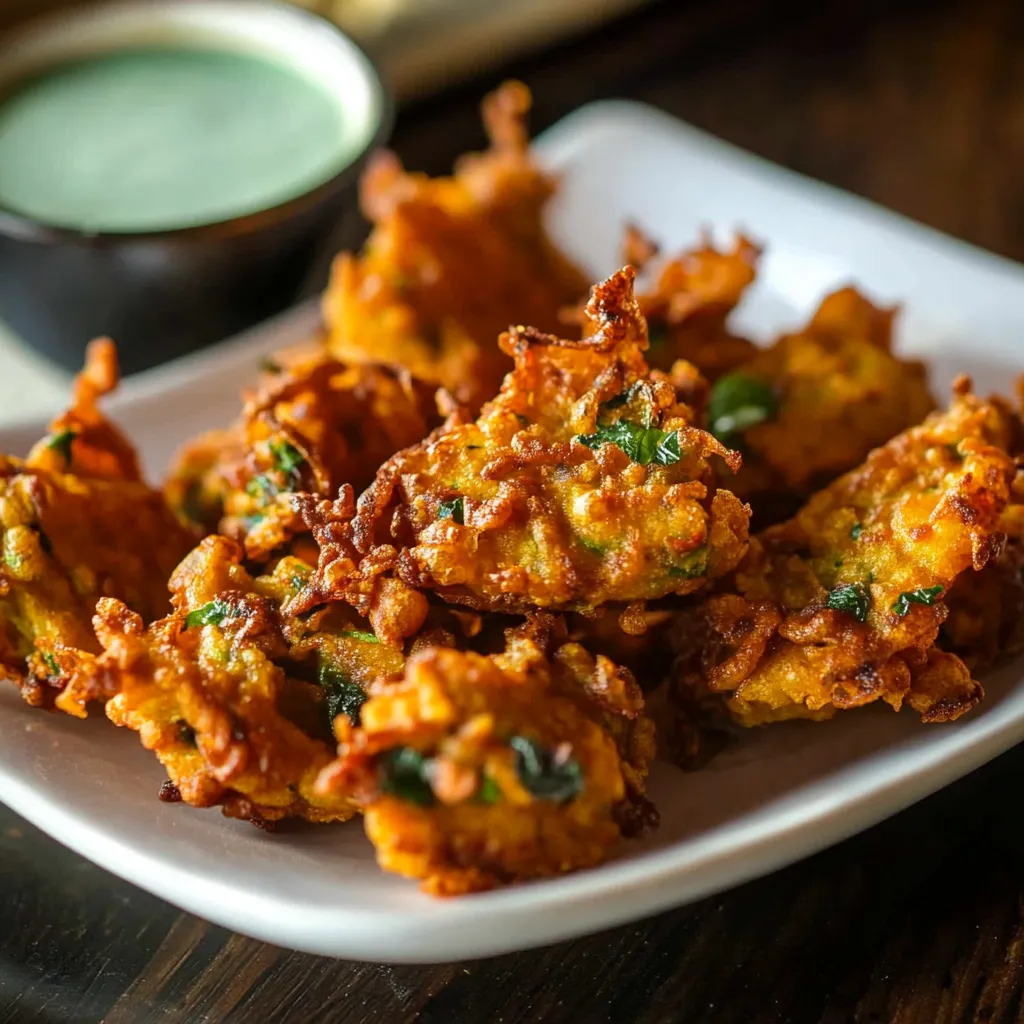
[438,497,465,524]
[477,775,502,804]
[668,545,709,579]
[576,420,681,467]
[42,652,60,677]
[707,372,778,444]
[825,583,870,623]
[509,735,583,802]
[45,428,77,465]
[850,523,863,540]
[341,629,380,644]
[892,585,944,617]
[319,662,367,727]
[380,747,435,806]
[269,439,306,489]
[578,536,606,556]
[184,599,235,629]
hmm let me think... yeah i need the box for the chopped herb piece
[380,747,435,806]
[176,721,197,746]
[578,536,606,556]
[42,652,60,676]
[290,574,308,590]
[892,585,944,617]
[850,522,863,540]
[707,372,777,443]
[45,428,77,465]
[576,420,681,466]
[825,583,870,623]
[509,735,583,802]
[477,775,501,804]
[240,513,266,530]
[319,662,367,727]
[668,545,709,579]
[438,497,465,524]
[600,382,645,413]
[259,356,282,374]
[3,548,22,572]
[181,481,209,526]
[269,439,305,489]
[341,629,380,644]
[184,599,235,629]
[245,474,276,500]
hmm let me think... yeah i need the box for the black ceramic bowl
[0,0,391,375]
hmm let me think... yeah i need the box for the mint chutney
[0,48,353,233]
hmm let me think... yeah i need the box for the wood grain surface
[4,1,1024,1021]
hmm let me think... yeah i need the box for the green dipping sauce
[0,47,354,233]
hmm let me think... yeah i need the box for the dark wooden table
[6,0,1024,1020]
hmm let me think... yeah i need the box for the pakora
[628,227,762,380]
[706,287,935,524]
[294,267,750,635]
[670,380,1015,728]
[89,534,406,823]
[317,616,656,894]
[0,339,195,716]
[165,351,444,565]
[322,80,589,409]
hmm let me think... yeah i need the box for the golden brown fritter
[316,616,656,895]
[669,381,1015,730]
[292,267,750,639]
[86,534,406,824]
[322,80,589,409]
[707,287,936,524]
[629,228,762,380]
[0,340,195,716]
[165,351,444,564]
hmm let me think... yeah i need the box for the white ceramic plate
[3,101,1024,963]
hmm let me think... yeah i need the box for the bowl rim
[0,0,393,245]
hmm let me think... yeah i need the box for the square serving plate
[3,100,1024,963]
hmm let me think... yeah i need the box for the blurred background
[0,0,652,97]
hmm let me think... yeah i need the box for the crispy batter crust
[0,340,195,716]
[721,288,936,522]
[670,382,1015,728]
[291,268,750,631]
[165,351,444,563]
[628,229,762,380]
[86,535,405,823]
[322,81,589,410]
[317,616,656,894]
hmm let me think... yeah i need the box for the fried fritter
[0,340,195,716]
[87,534,406,823]
[628,227,762,380]
[293,267,750,637]
[707,287,935,524]
[322,80,589,409]
[670,380,1015,729]
[165,351,444,564]
[317,616,656,894]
